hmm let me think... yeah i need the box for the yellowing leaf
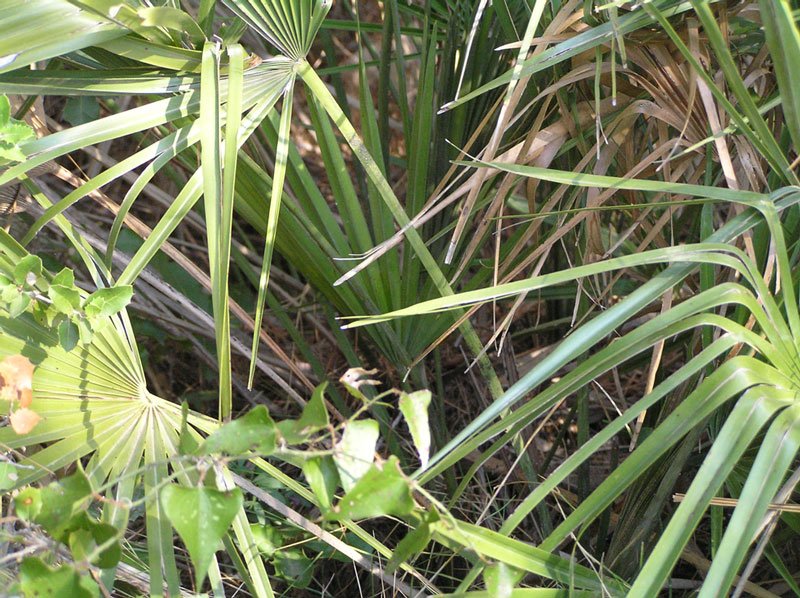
[10,407,41,434]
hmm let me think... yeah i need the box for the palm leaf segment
[209,0,331,386]
[223,0,331,61]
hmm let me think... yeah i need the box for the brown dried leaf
[18,387,33,409]
[0,355,34,403]
[9,407,41,435]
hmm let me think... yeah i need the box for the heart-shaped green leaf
[161,485,243,588]
[37,468,92,542]
[483,561,524,597]
[48,284,81,314]
[58,320,79,351]
[327,456,415,520]
[199,405,276,455]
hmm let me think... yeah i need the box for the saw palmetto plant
[2,0,800,596]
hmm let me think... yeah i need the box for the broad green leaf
[67,516,121,569]
[77,317,93,345]
[398,389,431,469]
[160,485,243,588]
[333,418,378,492]
[0,140,26,162]
[13,254,41,287]
[83,286,133,319]
[199,405,276,456]
[18,557,98,598]
[273,549,313,589]
[484,562,524,598]
[387,508,438,573]
[327,456,415,521]
[250,523,281,558]
[7,292,30,318]
[48,283,80,314]
[14,487,41,520]
[63,96,100,127]
[2,283,19,303]
[297,382,330,431]
[0,462,19,490]
[36,468,93,542]
[51,268,74,287]
[57,320,79,351]
[0,121,34,145]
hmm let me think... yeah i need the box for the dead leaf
[9,408,41,434]
[0,354,34,403]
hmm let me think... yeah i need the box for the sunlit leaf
[82,286,133,319]
[333,418,378,492]
[250,523,281,558]
[339,367,380,404]
[13,255,40,287]
[484,562,524,598]
[398,389,431,469]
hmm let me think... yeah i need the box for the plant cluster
[1,0,800,597]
